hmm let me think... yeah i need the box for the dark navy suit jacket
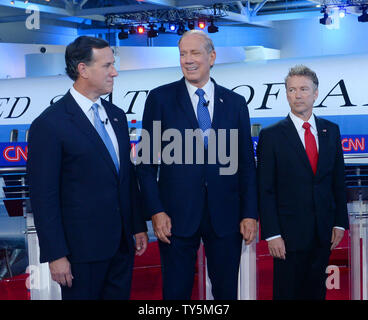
[257,115,349,251]
[27,91,146,264]
[137,78,258,238]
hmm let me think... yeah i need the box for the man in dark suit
[257,65,349,300]
[136,30,258,300]
[27,36,148,300]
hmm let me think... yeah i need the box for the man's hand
[49,256,73,287]
[240,218,257,245]
[134,232,148,256]
[152,212,172,244]
[268,237,286,260]
[331,227,344,250]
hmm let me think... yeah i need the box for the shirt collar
[70,86,103,113]
[185,78,213,99]
[289,111,317,132]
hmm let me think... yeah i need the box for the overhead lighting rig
[105,4,227,40]
[316,0,368,24]
[358,5,368,21]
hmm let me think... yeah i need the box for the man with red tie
[257,65,349,300]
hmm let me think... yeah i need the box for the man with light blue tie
[137,30,258,299]
[27,36,148,300]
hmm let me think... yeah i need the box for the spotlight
[148,24,158,38]
[339,8,346,18]
[319,8,332,25]
[169,22,176,32]
[188,20,195,30]
[137,25,145,34]
[198,19,206,29]
[118,29,128,40]
[129,26,136,34]
[207,20,219,33]
[158,23,166,33]
[10,0,14,4]
[358,6,368,22]
[177,22,185,36]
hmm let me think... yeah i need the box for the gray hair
[178,30,215,53]
[285,65,319,90]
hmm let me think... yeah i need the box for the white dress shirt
[289,111,319,151]
[266,112,343,242]
[185,78,215,122]
[69,86,120,165]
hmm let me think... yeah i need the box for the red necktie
[302,122,318,175]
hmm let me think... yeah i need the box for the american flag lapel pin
[322,129,327,133]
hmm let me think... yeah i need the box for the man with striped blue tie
[27,36,148,300]
[137,30,257,300]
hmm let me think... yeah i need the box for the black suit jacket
[27,91,146,263]
[257,115,349,251]
[137,78,258,238]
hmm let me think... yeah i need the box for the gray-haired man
[137,30,258,299]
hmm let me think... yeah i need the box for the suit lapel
[64,92,118,177]
[211,78,226,131]
[280,115,314,174]
[176,78,200,130]
[315,116,329,177]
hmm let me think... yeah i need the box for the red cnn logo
[341,137,365,152]
[3,146,28,162]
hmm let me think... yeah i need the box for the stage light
[148,24,158,38]
[177,22,185,36]
[158,23,166,33]
[188,20,195,30]
[129,26,136,34]
[339,8,346,18]
[137,25,145,34]
[169,23,176,32]
[198,19,206,29]
[10,0,14,4]
[207,20,219,33]
[118,29,128,40]
[358,6,368,22]
[319,7,332,25]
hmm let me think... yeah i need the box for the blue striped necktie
[91,103,119,173]
[195,88,211,148]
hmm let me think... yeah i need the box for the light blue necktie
[91,103,119,173]
[195,88,211,148]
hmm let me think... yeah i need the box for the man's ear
[313,88,319,102]
[210,50,216,67]
[77,62,89,79]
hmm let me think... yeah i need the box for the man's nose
[184,54,194,64]
[111,66,118,77]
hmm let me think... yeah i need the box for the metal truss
[105,4,229,27]
[316,0,368,7]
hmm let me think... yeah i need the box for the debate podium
[346,163,368,300]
